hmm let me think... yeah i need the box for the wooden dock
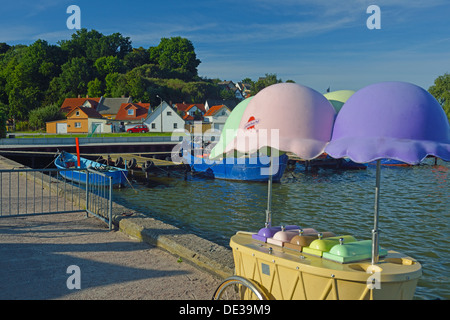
[82,152,183,171]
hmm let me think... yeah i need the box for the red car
[127,125,149,133]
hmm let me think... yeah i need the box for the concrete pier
[0,155,234,300]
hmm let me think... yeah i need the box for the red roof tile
[60,97,102,114]
[67,106,104,119]
[174,103,206,113]
[174,103,191,112]
[115,103,151,120]
[204,105,227,117]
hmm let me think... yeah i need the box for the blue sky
[1,0,449,93]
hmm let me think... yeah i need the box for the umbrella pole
[372,159,381,265]
[265,156,273,228]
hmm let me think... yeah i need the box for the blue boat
[182,150,289,182]
[55,151,128,187]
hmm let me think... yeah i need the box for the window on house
[167,111,172,116]
[173,123,178,129]
[128,109,134,115]
[76,111,80,116]
[75,122,81,128]
[151,123,156,129]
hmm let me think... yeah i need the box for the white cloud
[32,30,75,43]
[123,22,218,47]
[0,25,37,43]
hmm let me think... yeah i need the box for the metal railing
[0,167,113,230]
[0,135,177,146]
[85,168,113,230]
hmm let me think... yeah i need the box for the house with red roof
[114,102,151,131]
[96,97,132,119]
[59,96,134,121]
[144,101,185,133]
[173,103,206,123]
[59,96,103,114]
[203,104,231,131]
[115,102,150,121]
[46,106,112,134]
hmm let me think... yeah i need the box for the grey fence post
[108,176,112,231]
[85,169,89,217]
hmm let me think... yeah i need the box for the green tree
[48,57,92,100]
[429,73,450,122]
[0,102,7,137]
[149,37,201,81]
[182,81,220,103]
[102,32,132,59]
[4,40,64,119]
[0,43,11,54]
[28,103,64,130]
[94,55,124,79]
[219,88,236,100]
[59,29,132,62]
[241,77,254,86]
[7,85,40,120]
[87,78,103,97]
[132,63,165,78]
[105,72,127,97]
[250,73,282,95]
[0,45,28,106]
[126,69,147,101]
[124,47,150,70]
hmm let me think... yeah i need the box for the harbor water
[114,158,449,300]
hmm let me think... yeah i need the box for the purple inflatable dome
[325,81,450,164]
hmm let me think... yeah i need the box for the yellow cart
[213,230,421,300]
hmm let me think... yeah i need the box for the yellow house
[46,106,109,134]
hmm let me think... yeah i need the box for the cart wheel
[212,276,268,300]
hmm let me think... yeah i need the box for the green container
[302,235,356,257]
[323,240,388,263]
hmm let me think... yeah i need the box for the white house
[218,80,245,100]
[144,101,185,132]
[203,104,231,131]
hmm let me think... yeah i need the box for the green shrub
[28,103,65,130]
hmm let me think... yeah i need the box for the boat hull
[55,152,128,187]
[184,153,289,182]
